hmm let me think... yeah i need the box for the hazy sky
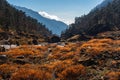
[7,0,104,24]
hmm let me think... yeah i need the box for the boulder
[67,35,80,42]
[32,39,38,45]
[0,55,7,64]
[67,34,91,42]
[0,55,7,61]
[0,47,6,52]
[49,35,61,43]
[16,56,25,59]
[13,59,28,65]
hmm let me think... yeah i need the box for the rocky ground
[96,31,120,40]
[0,29,47,45]
[0,38,120,80]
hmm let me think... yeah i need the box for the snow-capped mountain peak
[14,6,68,35]
[39,11,60,21]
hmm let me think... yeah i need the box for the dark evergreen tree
[62,0,120,39]
[0,0,52,37]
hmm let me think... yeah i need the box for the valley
[0,0,120,80]
[0,39,120,80]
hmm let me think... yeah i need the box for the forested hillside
[0,0,52,44]
[62,0,120,40]
[15,6,68,35]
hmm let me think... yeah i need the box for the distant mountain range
[15,6,68,35]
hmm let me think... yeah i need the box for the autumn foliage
[79,39,120,56]
[10,68,52,80]
[59,65,86,80]
[104,72,120,80]
[0,39,119,79]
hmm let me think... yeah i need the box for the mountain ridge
[15,6,68,35]
[62,0,120,40]
[0,0,52,44]
[95,0,113,9]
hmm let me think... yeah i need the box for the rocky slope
[0,0,52,44]
[61,0,120,40]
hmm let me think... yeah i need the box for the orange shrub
[62,59,74,65]
[0,28,4,32]
[34,45,48,52]
[105,72,120,80]
[80,43,111,56]
[77,39,120,55]
[10,68,52,80]
[56,46,71,52]
[5,45,43,57]
[40,60,73,76]
[88,39,113,44]
[59,65,86,80]
[0,75,2,80]
[114,47,120,52]
[48,52,63,59]
[53,61,73,79]
[0,64,17,79]
[60,52,77,60]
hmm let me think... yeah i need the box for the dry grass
[105,71,120,80]
[59,65,86,80]
[79,39,120,56]
[10,68,52,80]
[0,39,119,79]
[0,64,17,79]
[1,45,45,58]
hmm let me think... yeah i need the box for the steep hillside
[0,0,52,44]
[61,0,120,40]
[15,6,68,35]
[94,0,113,10]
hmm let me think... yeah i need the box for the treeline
[61,0,120,39]
[0,0,51,36]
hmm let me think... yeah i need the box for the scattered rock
[67,34,91,42]
[0,55,7,60]
[48,48,52,53]
[97,31,120,40]
[16,56,25,59]
[49,35,61,43]
[67,35,80,42]
[0,55,7,64]
[13,59,28,65]
[32,39,38,45]
[0,47,6,52]
[79,59,98,66]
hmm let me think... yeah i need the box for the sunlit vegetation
[0,0,120,79]
[10,68,52,80]
[0,39,120,79]
[105,71,120,80]
[59,65,86,80]
[2,46,44,58]
[0,64,17,79]
[80,39,120,56]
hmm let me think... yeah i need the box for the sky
[7,0,104,24]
